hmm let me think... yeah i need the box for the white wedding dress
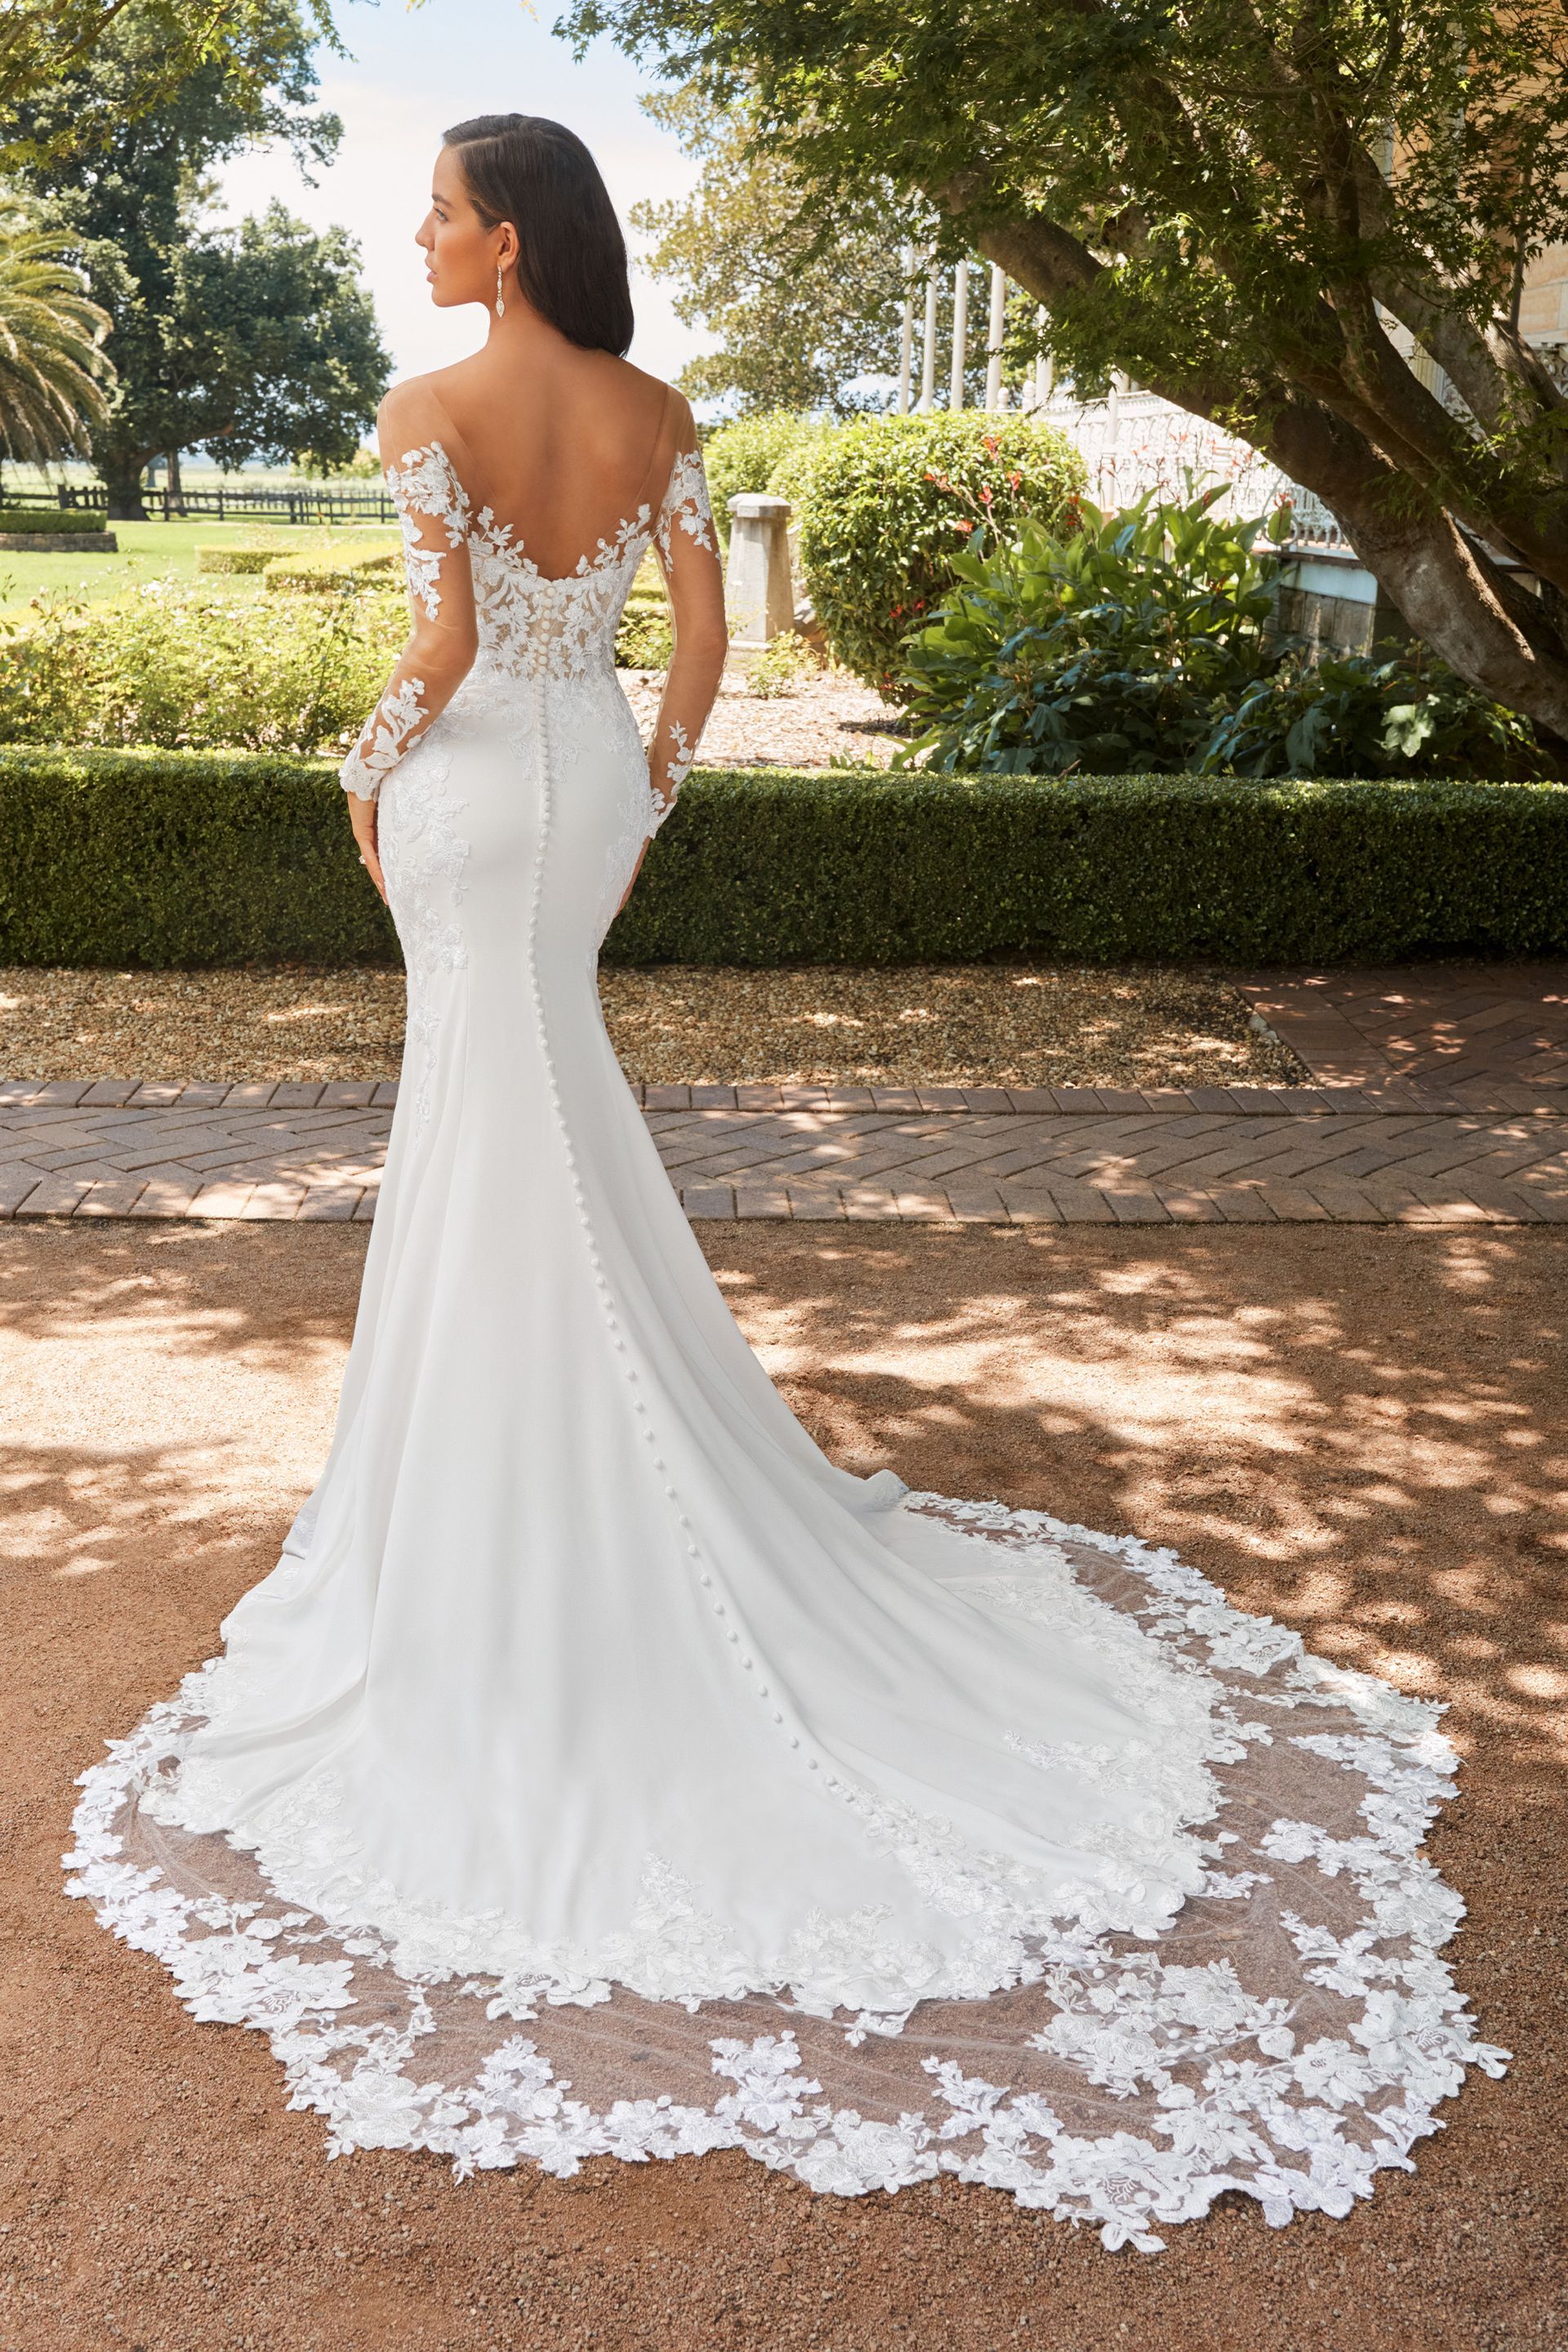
[65,381,1505,2252]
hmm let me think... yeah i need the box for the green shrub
[0,505,106,534]
[0,749,1563,968]
[1200,647,1544,779]
[264,547,398,592]
[792,412,1087,693]
[746,630,820,697]
[0,581,404,752]
[898,488,1545,782]
[900,487,1287,774]
[614,549,673,667]
[195,542,289,576]
[701,411,834,548]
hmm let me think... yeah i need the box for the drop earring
[495,261,506,319]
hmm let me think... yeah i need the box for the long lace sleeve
[339,435,478,801]
[644,432,727,836]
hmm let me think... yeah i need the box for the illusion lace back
[65,393,1506,2252]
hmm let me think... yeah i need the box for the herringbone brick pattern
[1239,964,1568,1092]
[2,1079,1564,1226]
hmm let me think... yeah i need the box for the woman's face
[416,147,514,309]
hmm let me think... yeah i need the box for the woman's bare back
[408,345,683,581]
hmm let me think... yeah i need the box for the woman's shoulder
[376,371,461,440]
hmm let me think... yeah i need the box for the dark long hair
[443,114,634,357]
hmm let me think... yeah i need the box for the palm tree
[0,196,113,469]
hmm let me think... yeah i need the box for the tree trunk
[969,212,1568,747]
[1263,404,1568,749]
[100,444,150,522]
[165,448,185,515]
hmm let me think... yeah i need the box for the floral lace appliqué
[65,1496,1508,2252]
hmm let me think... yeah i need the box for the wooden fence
[0,482,398,526]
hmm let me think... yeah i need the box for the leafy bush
[701,410,834,547]
[790,412,1087,693]
[900,487,1286,774]
[0,506,106,534]
[1201,647,1544,779]
[898,488,1544,780]
[1,750,1563,969]
[746,630,820,697]
[0,581,404,752]
[613,549,673,667]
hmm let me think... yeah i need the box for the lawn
[0,518,399,610]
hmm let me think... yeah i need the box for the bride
[65,114,1504,2252]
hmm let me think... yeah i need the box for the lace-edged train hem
[61,1495,1507,2252]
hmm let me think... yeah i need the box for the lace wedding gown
[65,380,1505,2252]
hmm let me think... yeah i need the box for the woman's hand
[348,791,388,905]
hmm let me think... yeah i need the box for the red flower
[983,434,999,455]
[978,485,993,505]
[952,518,973,532]
[1008,470,1022,492]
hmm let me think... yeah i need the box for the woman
[65,116,1504,2250]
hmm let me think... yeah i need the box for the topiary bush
[1,750,1564,969]
[701,411,834,549]
[792,412,1087,693]
[195,541,290,576]
[264,547,398,592]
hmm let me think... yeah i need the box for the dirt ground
[1,1218,1563,2352]
[0,963,1303,1090]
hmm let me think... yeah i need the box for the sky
[212,0,711,400]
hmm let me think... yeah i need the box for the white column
[918,262,938,412]
[984,265,1006,411]
[949,258,969,409]
[1035,311,1054,411]
[724,494,795,646]
[896,243,914,415]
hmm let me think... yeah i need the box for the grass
[0,519,400,611]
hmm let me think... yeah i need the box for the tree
[12,0,387,512]
[570,0,1568,745]
[167,202,389,474]
[0,0,341,165]
[630,88,908,414]
[0,195,113,465]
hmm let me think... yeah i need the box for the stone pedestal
[724,493,795,646]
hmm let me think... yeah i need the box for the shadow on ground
[0,1218,1561,2352]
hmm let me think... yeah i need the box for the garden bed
[0,960,1302,1089]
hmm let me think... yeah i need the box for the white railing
[892,259,1352,558]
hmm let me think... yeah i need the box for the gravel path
[0,963,1304,1089]
[620,667,906,769]
[2,1218,1557,2350]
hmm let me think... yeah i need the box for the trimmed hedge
[195,543,285,576]
[0,506,107,535]
[265,549,399,592]
[0,746,1564,968]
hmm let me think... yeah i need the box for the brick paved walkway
[1238,963,1568,1092]
[7,966,1568,1226]
[3,1076,1565,1226]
